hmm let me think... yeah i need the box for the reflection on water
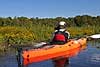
[0,41,100,67]
[90,39,100,49]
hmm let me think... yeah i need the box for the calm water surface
[0,41,100,67]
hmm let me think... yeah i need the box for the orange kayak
[22,38,87,65]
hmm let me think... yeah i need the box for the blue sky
[0,0,100,18]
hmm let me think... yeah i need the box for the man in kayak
[50,21,70,67]
[33,21,70,48]
[50,21,70,45]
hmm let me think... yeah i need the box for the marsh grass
[0,25,100,52]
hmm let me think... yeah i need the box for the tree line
[0,15,100,27]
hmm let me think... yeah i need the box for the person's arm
[64,31,70,43]
[65,31,70,39]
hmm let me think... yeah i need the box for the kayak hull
[22,38,87,65]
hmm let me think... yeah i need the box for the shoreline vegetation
[0,15,100,53]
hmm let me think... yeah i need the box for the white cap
[59,21,66,25]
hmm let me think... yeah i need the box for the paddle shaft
[16,47,22,67]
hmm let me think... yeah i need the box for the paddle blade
[89,34,100,39]
[33,42,47,48]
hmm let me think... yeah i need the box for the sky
[0,0,100,18]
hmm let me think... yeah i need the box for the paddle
[88,34,100,39]
[86,34,100,40]
[33,42,47,48]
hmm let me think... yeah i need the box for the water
[0,41,100,67]
[70,45,100,67]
